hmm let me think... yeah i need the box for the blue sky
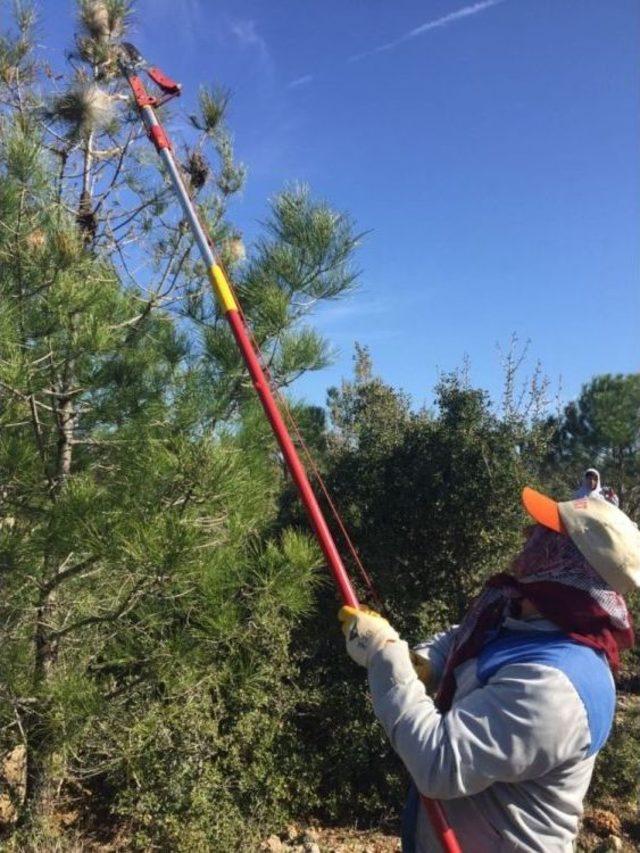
[37,0,639,412]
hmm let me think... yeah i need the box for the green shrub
[589,699,640,805]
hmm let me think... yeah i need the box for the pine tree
[548,374,640,513]
[0,3,360,844]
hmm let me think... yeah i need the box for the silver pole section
[141,105,216,269]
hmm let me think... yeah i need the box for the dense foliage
[285,349,640,831]
[285,344,555,824]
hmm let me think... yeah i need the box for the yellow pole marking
[208,263,238,313]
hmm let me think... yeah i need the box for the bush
[589,698,640,805]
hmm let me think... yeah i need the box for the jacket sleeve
[368,640,591,800]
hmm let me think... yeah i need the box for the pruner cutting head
[118,42,146,72]
[118,43,182,108]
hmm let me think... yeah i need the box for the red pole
[225,310,359,607]
[423,798,462,853]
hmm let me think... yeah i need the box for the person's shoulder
[478,630,612,686]
[478,633,615,756]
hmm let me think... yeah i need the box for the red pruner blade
[147,66,182,97]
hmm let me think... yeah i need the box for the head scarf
[575,468,603,499]
[435,526,635,712]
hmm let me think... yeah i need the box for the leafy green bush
[589,699,640,805]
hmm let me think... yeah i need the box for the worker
[340,489,639,852]
[574,468,619,506]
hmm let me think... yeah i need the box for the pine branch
[28,393,54,488]
[49,581,149,641]
[41,556,100,595]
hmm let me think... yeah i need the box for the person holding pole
[340,489,639,852]
[120,52,634,851]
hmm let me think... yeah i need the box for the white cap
[522,488,640,595]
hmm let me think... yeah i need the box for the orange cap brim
[521,487,566,534]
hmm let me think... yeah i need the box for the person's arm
[368,641,591,800]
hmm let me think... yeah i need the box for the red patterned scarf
[435,526,635,712]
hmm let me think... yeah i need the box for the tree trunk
[24,556,61,812]
[25,357,78,814]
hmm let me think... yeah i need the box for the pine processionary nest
[81,1,125,41]
[25,230,46,252]
[227,236,246,264]
[185,150,210,191]
[51,83,116,136]
[83,1,110,38]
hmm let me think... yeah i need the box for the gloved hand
[409,650,434,688]
[338,605,400,667]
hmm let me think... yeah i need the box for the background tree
[286,344,557,826]
[322,343,554,631]
[547,374,640,513]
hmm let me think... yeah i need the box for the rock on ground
[261,825,400,852]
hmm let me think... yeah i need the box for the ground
[259,813,640,853]
[260,824,400,853]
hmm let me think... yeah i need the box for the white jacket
[367,617,615,852]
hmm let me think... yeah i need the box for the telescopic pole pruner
[118,44,462,853]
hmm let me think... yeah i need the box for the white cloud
[230,19,267,52]
[350,0,506,62]
[228,17,275,82]
[287,74,314,90]
[137,0,203,50]
[314,295,397,327]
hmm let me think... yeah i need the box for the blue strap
[401,782,419,853]
[477,629,615,756]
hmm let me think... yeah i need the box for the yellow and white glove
[338,605,400,667]
[409,650,434,689]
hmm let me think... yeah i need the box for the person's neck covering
[575,468,602,499]
[435,526,634,712]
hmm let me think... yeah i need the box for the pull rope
[278,399,386,612]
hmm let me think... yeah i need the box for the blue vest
[477,629,615,756]
[401,630,615,853]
